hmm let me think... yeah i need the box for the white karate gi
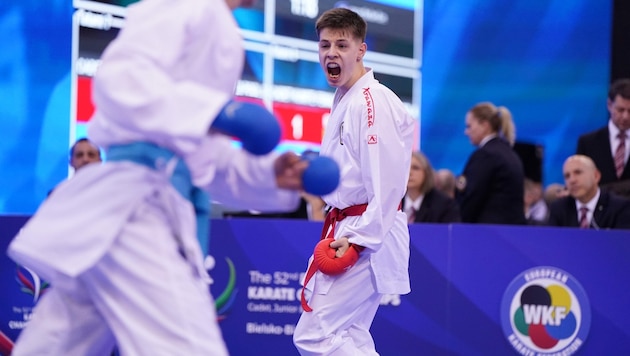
[294,69,415,355]
[8,0,299,355]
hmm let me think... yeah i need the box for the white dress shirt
[574,189,601,227]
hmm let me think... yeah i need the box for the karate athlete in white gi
[7,0,311,355]
[293,8,415,356]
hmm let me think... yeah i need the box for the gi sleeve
[190,134,301,212]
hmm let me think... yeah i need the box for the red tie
[615,131,627,178]
[579,206,589,229]
[407,208,416,223]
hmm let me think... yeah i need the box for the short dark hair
[70,138,101,159]
[315,8,367,42]
[608,78,630,101]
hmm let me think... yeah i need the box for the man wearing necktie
[577,78,630,198]
[547,155,630,229]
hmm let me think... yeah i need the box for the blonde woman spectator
[403,151,460,223]
[456,102,526,224]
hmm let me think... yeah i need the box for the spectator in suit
[222,192,326,221]
[543,182,569,207]
[577,78,630,198]
[403,151,461,223]
[69,138,102,172]
[434,168,457,199]
[548,155,630,229]
[456,102,527,225]
[48,138,103,197]
[524,178,549,224]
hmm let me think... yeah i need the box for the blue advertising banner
[0,0,613,215]
[1,217,629,355]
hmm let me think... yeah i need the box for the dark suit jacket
[223,198,309,219]
[403,189,461,224]
[547,190,630,229]
[457,137,527,225]
[577,126,630,197]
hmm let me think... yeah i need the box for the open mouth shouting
[327,63,341,80]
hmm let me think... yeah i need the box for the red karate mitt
[313,238,361,275]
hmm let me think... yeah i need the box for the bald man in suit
[547,155,630,229]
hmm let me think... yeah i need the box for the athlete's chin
[326,77,342,88]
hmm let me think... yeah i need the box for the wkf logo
[500,266,591,355]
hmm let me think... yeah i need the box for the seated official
[223,197,309,219]
[543,182,569,207]
[524,178,549,225]
[548,155,630,229]
[434,168,457,199]
[403,151,461,224]
[222,193,326,222]
[48,138,103,197]
[69,138,102,172]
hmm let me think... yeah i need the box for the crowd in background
[65,78,630,230]
[402,78,630,230]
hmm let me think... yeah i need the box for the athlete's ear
[358,42,367,61]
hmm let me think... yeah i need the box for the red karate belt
[300,204,368,312]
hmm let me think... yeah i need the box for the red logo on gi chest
[363,88,374,127]
[368,135,378,144]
